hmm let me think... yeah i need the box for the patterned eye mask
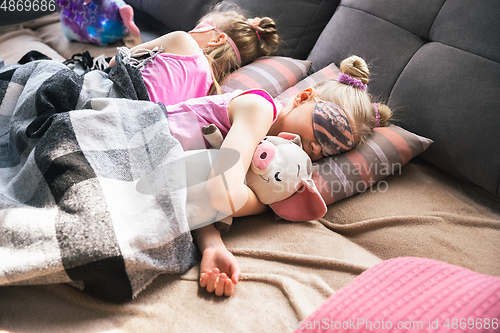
[312,100,356,156]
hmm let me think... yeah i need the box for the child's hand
[199,246,241,297]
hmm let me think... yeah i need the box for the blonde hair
[199,2,280,94]
[313,55,392,145]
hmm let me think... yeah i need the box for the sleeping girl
[164,55,393,296]
[108,2,279,105]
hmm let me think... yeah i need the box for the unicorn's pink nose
[252,140,276,171]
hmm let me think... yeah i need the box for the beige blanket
[1,15,499,333]
[1,159,499,332]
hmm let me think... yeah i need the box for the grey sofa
[129,0,500,197]
[306,0,500,197]
[0,1,499,332]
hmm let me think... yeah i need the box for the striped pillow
[312,125,433,205]
[275,62,339,105]
[221,56,311,98]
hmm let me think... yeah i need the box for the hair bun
[256,16,279,55]
[339,55,370,84]
[373,102,393,127]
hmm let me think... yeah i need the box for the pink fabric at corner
[294,257,500,333]
[141,51,213,106]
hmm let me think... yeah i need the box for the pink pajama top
[141,50,213,106]
[165,89,279,151]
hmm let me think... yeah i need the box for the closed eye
[274,172,281,182]
[297,165,300,177]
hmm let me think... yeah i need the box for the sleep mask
[312,100,356,157]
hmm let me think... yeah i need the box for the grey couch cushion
[307,4,427,100]
[126,0,340,59]
[228,0,340,59]
[307,0,500,196]
[390,44,500,195]
[125,0,217,32]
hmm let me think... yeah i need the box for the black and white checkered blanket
[0,55,198,303]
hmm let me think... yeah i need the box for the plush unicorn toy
[56,0,141,46]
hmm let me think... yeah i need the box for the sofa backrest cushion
[228,0,340,59]
[308,0,500,196]
[124,0,214,32]
[126,0,340,59]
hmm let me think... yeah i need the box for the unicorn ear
[277,132,302,148]
[269,179,327,221]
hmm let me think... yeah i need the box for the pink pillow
[273,64,433,206]
[312,125,433,205]
[275,62,339,105]
[221,56,311,98]
[293,257,500,332]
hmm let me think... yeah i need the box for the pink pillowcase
[221,56,311,98]
[293,257,500,332]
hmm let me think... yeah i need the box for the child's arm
[194,93,274,296]
[207,93,274,217]
[108,31,200,66]
[192,224,241,297]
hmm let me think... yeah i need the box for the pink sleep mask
[189,18,218,33]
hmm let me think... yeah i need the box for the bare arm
[207,93,274,217]
[192,93,274,297]
[108,31,200,66]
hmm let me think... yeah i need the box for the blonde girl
[311,55,392,148]
[182,55,392,297]
[109,2,279,105]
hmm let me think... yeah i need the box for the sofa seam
[428,0,448,39]
[388,40,500,103]
[340,2,499,101]
[340,4,425,41]
[386,50,418,104]
[339,4,425,103]
[294,0,336,59]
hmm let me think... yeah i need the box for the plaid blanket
[0,55,198,303]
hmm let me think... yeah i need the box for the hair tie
[337,72,367,91]
[373,103,381,127]
[248,17,261,29]
[248,17,261,40]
